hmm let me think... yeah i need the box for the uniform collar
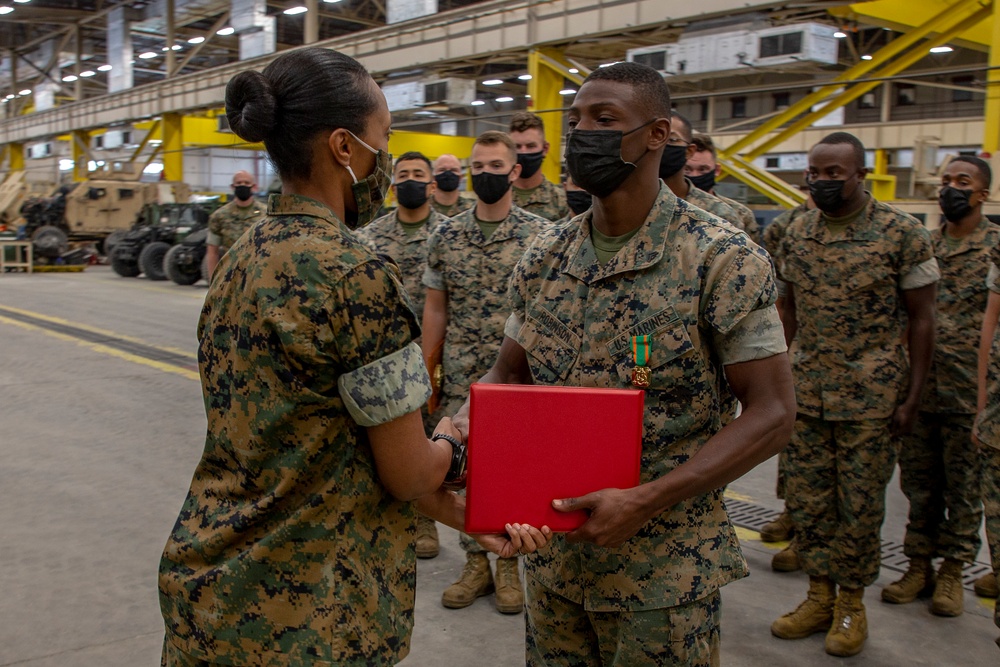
[387,209,440,243]
[461,205,522,247]
[267,193,343,226]
[934,217,995,257]
[800,193,878,242]
[514,178,553,205]
[562,182,675,284]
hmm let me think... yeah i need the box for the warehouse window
[773,92,790,110]
[896,83,916,106]
[765,157,780,169]
[759,32,803,58]
[952,75,974,102]
[731,96,747,118]
[858,91,877,109]
[633,51,666,71]
[424,81,447,103]
[699,100,709,121]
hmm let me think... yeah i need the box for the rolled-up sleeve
[338,342,431,427]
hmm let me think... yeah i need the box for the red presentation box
[465,383,644,533]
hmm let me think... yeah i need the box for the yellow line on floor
[0,315,199,381]
[0,304,197,359]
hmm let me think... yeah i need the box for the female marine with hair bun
[158,47,550,667]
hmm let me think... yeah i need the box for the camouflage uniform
[777,196,938,589]
[974,248,1000,630]
[506,183,786,665]
[423,204,550,553]
[206,198,267,251]
[898,219,998,563]
[685,180,739,225]
[431,191,476,218]
[716,194,762,247]
[356,208,447,325]
[513,177,570,222]
[159,194,432,667]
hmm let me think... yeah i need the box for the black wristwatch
[433,432,467,485]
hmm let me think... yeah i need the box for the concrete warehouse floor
[1,266,998,667]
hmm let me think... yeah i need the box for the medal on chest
[631,334,651,388]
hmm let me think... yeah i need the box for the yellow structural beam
[6,143,25,172]
[387,130,475,160]
[747,4,990,159]
[867,148,897,200]
[832,0,992,51]
[71,130,91,182]
[162,113,183,182]
[721,155,805,207]
[985,1,1000,154]
[529,48,577,185]
[722,0,985,159]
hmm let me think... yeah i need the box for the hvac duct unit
[29,143,51,159]
[382,78,476,112]
[627,21,838,78]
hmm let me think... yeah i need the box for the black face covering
[658,144,689,180]
[566,190,593,216]
[517,151,545,179]
[565,120,655,199]
[434,171,460,192]
[689,171,716,192]
[234,185,254,202]
[471,170,513,205]
[395,180,431,210]
[809,179,849,214]
[939,186,975,223]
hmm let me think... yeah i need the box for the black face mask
[566,190,593,216]
[689,171,716,192]
[939,186,976,223]
[395,179,431,210]
[565,120,655,199]
[809,179,849,214]
[658,144,689,180]
[234,185,253,202]
[517,151,545,179]
[472,170,513,205]
[434,171,460,192]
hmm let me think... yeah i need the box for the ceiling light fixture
[0,7,14,15]
[5,94,15,99]
[834,31,847,38]
[518,74,532,81]
[471,100,485,106]
[188,36,206,44]
[13,0,30,3]
[496,96,514,102]
[568,68,579,74]
[283,6,308,15]
[139,51,158,59]
[482,79,503,85]
[559,88,577,95]
[80,70,95,77]
[97,64,113,72]
[929,45,954,54]
[18,89,31,96]
[217,26,235,36]
[62,74,78,82]
[323,0,342,3]
[861,54,873,60]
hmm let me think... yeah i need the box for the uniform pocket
[520,305,580,384]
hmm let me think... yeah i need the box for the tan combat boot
[931,558,965,617]
[771,539,801,573]
[760,511,795,543]
[415,514,439,559]
[493,557,524,614]
[771,576,836,639]
[825,587,868,657]
[974,572,998,598]
[881,557,934,604]
[442,553,494,609]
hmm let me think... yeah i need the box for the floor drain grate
[725,498,994,594]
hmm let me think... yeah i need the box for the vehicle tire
[139,241,170,281]
[164,244,200,286]
[31,225,69,259]
[101,230,127,258]
[111,252,140,277]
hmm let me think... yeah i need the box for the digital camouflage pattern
[684,180,740,227]
[507,183,785,612]
[206,198,267,250]
[431,191,476,218]
[982,446,1000,630]
[526,583,721,667]
[422,204,550,419]
[513,177,570,222]
[898,413,982,562]
[356,208,447,321]
[895,221,998,564]
[974,247,1000,450]
[786,415,896,588]
[716,194,762,247]
[159,194,432,667]
[777,197,936,421]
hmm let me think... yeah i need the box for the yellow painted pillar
[866,148,897,201]
[162,112,184,182]
[71,130,91,182]
[5,143,25,172]
[527,50,566,185]
[984,8,1000,154]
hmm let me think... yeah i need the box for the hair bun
[225,70,277,143]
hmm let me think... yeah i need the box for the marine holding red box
[452,62,797,666]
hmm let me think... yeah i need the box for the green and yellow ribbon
[632,334,650,367]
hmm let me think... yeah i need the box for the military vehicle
[163,227,209,286]
[111,202,214,279]
[0,171,29,231]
